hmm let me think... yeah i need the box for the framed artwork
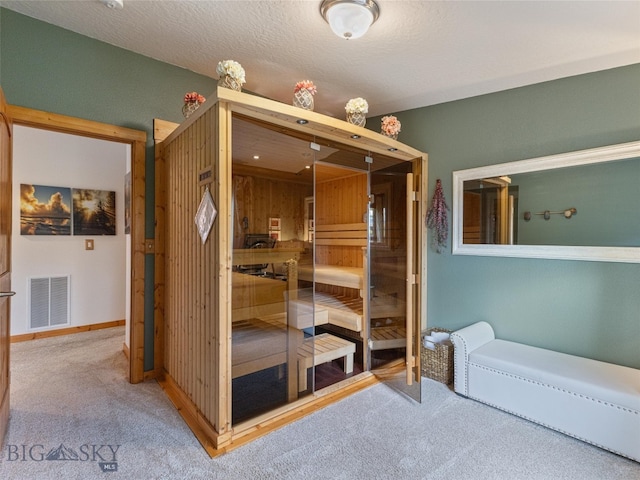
[72,188,116,235]
[268,217,281,230]
[20,184,72,235]
[270,231,281,241]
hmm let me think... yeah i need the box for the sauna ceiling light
[100,0,124,9]
[297,119,309,125]
[320,0,380,40]
[253,155,260,160]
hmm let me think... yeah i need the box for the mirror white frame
[452,140,640,263]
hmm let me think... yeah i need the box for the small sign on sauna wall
[20,183,116,236]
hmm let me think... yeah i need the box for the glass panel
[311,160,367,388]
[229,114,423,422]
[370,161,421,402]
[230,117,314,424]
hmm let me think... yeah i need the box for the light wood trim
[315,223,368,246]
[9,105,147,384]
[130,138,147,383]
[153,119,167,378]
[7,105,145,143]
[216,100,233,439]
[417,155,429,331]
[160,368,378,458]
[162,89,220,145]
[151,117,178,379]
[232,248,301,265]
[10,320,125,343]
[163,87,422,162]
[227,373,378,454]
[315,231,366,239]
[154,118,178,143]
[157,372,221,453]
[122,342,130,360]
[314,238,367,247]
[214,87,423,162]
[406,173,414,385]
[315,223,367,232]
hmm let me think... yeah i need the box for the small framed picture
[270,231,281,241]
[269,217,281,230]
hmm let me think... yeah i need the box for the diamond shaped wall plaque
[195,187,217,244]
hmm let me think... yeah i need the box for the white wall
[11,125,129,336]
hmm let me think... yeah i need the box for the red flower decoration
[184,91,206,104]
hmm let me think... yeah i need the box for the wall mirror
[452,141,640,263]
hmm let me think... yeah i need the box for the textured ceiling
[1,1,639,118]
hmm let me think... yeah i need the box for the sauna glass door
[230,117,315,424]
[311,162,368,390]
[369,161,422,403]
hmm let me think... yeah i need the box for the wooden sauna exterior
[155,87,427,454]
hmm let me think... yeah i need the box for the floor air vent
[29,276,70,329]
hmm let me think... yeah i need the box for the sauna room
[230,117,415,422]
[156,87,427,450]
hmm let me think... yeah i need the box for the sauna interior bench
[298,333,356,391]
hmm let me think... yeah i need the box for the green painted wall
[515,159,640,246]
[376,63,640,368]
[1,9,217,370]
[2,9,639,369]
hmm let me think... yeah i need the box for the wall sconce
[320,0,380,40]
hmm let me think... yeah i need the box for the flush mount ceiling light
[320,0,380,40]
[100,0,124,9]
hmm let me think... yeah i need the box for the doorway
[7,105,146,383]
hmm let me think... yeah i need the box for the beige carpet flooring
[0,326,638,480]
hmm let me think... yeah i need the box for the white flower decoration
[216,60,246,84]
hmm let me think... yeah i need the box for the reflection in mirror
[463,176,518,245]
[453,141,640,262]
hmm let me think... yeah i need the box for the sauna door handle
[0,291,16,297]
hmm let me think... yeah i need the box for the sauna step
[297,333,356,391]
[370,326,406,350]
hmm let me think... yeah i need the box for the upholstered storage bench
[450,321,640,462]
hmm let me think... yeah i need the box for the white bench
[298,333,355,391]
[450,321,640,462]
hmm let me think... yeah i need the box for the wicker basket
[420,328,453,384]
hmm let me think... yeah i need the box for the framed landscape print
[72,188,116,235]
[20,184,72,235]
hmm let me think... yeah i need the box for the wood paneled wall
[232,174,311,248]
[161,106,222,437]
[315,171,367,268]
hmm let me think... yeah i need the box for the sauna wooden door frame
[7,105,147,384]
